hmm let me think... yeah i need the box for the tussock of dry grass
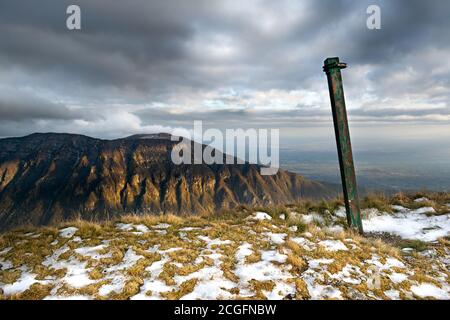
[361,193,393,213]
[161,278,198,300]
[391,191,450,215]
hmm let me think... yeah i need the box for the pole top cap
[323,57,347,73]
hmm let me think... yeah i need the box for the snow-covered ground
[362,205,450,242]
[0,204,449,300]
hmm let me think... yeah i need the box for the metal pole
[323,57,363,234]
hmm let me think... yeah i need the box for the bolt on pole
[323,57,364,234]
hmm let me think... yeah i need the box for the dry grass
[161,278,198,300]
[361,193,393,213]
[286,253,307,274]
[0,193,449,300]
[391,191,450,215]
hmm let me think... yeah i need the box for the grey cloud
[0,0,450,138]
[136,103,450,129]
[0,91,77,121]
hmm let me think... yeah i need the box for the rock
[250,212,272,220]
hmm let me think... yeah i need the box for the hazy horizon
[1,124,449,192]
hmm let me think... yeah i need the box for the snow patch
[334,207,347,218]
[391,205,409,213]
[234,243,295,299]
[0,258,12,270]
[308,258,334,269]
[1,268,46,295]
[384,289,401,300]
[250,212,272,221]
[175,252,235,300]
[74,243,111,260]
[303,271,342,300]
[388,272,408,283]
[59,227,78,238]
[179,227,200,231]
[116,223,133,231]
[300,213,324,224]
[134,224,150,233]
[236,243,253,260]
[261,250,287,263]
[329,264,363,285]
[410,283,449,299]
[132,247,182,300]
[413,207,436,214]
[116,223,149,234]
[41,244,95,289]
[153,223,171,229]
[98,248,144,296]
[363,207,449,242]
[319,240,348,251]
[0,247,12,255]
[365,255,405,271]
[197,236,232,248]
[264,232,287,245]
[291,237,315,251]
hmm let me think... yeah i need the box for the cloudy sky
[1,0,450,141]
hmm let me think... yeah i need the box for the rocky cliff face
[0,133,337,229]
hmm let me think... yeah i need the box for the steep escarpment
[0,133,337,229]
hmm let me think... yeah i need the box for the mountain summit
[0,133,337,229]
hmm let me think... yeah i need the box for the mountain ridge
[0,133,338,230]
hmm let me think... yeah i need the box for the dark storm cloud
[0,0,450,138]
[0,90,77,121]
[349,1,450,63]
[0,0,198,94]
[0,0,424,91]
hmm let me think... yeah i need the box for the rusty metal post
[323,57,363,234]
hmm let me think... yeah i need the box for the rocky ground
[0,195,449,300]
